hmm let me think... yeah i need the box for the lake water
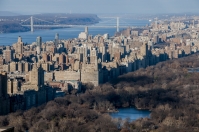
[0,18,150,46]
[110,107,150,122]
[188,68,199,73]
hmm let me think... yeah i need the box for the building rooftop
[0,126,14,132]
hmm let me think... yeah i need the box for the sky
[0,0,199,15]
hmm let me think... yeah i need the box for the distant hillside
[0,11,21,16]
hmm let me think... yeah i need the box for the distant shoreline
[0,13,100,33]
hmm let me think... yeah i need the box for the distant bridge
[20,16,137,32]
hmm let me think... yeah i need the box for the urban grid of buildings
[1,17,199,115]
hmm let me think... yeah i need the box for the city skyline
[0,0,199,15]
[1,0,199,131]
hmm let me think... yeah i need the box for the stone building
[81,62,103,86]
[10,62,17,72]
[21,64,47,107]
[3,46,13,64]
[0,56,4,71]
[54,70,80,81]
[15,36,23,55]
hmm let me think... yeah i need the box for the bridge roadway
[21,25,137,28]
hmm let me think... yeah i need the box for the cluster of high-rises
[1,17,199,115]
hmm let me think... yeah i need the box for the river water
[0,18,150,46]
[110,107,150,122]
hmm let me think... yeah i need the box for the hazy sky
[0,0,199,14]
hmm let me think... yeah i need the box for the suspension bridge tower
[30,16,34,32]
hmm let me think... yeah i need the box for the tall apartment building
[59,53,67,64]
[99,46,107,62]
[140,43,148,56]
[0,56,4,71]
[10,62,18,72]
[55,33,59,46]
[16,36,23,54]
[85,26,88,34]
[3,46,13,64]
[0,72,10,115]
[18,62,22,72]
[90,48,98,64]
[29,64,44,88]
[36,36,42,54]
[21,64,46,107]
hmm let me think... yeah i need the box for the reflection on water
[110,107,150,122]
[188,68,199,73]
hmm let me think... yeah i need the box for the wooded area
[1,53,199,132]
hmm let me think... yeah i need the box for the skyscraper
[90,48,98,64]
[29,64,44,88]
[36,36,42,54]
[85,26,88,34]
[55,33,59,46]
[55,33,59,40]
[3,46,13,64]
[140,43,148,56]
[16,36,23,55]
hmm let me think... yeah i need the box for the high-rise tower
[29,64,44,88]
[36,36,42,54]
[3,46,13,63]
[140,43,148,56]
[55,33,59,46]
[85,26,88,34]
[16,36,23,54]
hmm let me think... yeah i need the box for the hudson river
[0,19,149,45]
